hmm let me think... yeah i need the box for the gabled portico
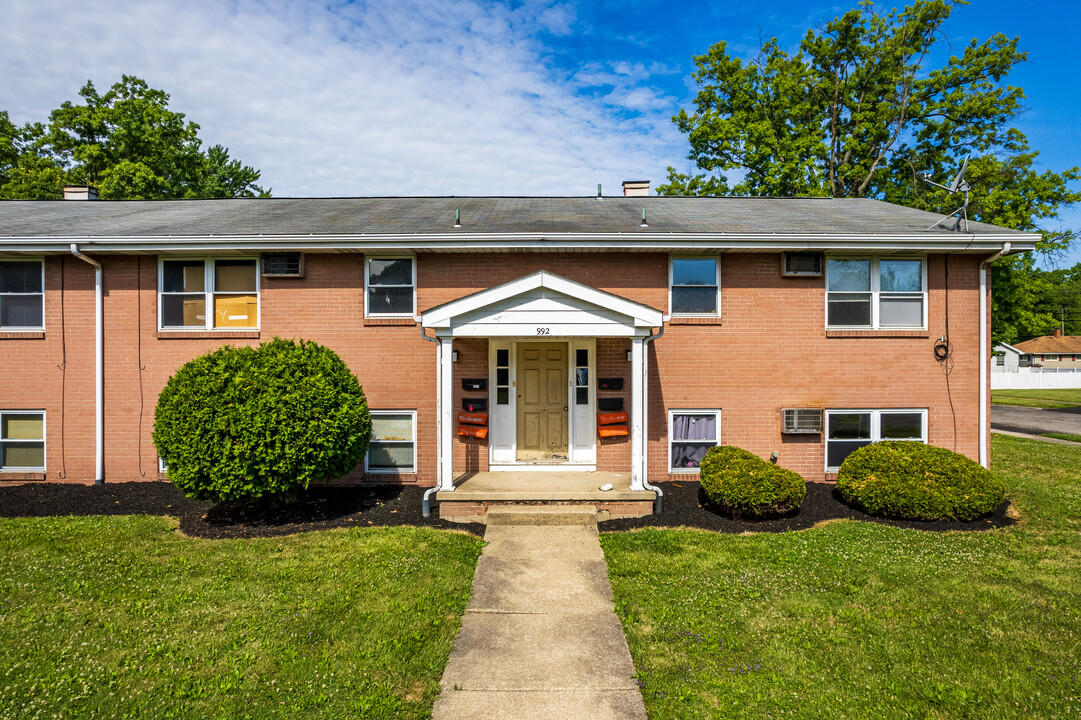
[421,271,664,509]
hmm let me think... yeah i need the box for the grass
[991,388,1081,409]
[0,519,482,720]
[601,434,1081,719]
[1042,432,1081,443]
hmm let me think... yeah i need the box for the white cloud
[0,0,686,197]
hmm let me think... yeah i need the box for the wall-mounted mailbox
[598,377,624,391]
[597,398,624,412]
[457,425,489,439]
[598,425,629,438]
[461,378,487,391]
[597,410,628,425]
[457,412,488,426]
[462,398,488,412]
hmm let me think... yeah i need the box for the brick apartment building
[0,185,1037,517]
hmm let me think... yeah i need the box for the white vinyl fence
[991,367,1081,389]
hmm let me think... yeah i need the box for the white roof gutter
[0,231,1040,254]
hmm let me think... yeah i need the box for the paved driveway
[991,405,1081,436]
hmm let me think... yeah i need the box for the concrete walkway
[432,506,647,720]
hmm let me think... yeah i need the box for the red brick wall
[0,251,985,487]
[451,338,490,474]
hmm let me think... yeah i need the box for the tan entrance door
[516,342,568,461]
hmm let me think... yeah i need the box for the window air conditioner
[782,408,823,434]
[781,252,824,277]
[261,252,304,277]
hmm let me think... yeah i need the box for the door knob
[563,406,568,411]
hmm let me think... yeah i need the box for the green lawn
[0,519,482,719]
[601,435,1081,719]
[1042,432,1081,443]
[992,388,1081,409]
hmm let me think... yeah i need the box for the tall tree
[0,76,267,200]
[658,0,1079,344]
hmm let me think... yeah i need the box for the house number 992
[536,327,550,335]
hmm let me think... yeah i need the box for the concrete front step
[485,505,598,526]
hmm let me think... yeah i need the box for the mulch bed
[0,480,1014,539]
[0,482,481,539]
[599,480,1015,533]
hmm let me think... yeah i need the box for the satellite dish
[919,154,972,232]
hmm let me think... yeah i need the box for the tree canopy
[657,0,1079,345]
[0,75,267,200]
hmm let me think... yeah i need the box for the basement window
[366,411,417,474]
[159,258,259,330]
[1,411,45,471]
[669,410,720,472]
[0,260,44,330]
[825,409,926,471]
[366,257,415,317]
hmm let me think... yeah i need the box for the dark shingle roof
[0,196,1032,238]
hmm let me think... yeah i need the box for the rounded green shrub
[154,337,371,503]
[836,441,1005,521]
[699,445,807,519]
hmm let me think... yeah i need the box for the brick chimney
[63,185,98,200]
[622,180,650,197]
[1053,327,1063,338]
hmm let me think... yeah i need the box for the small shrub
[154,337,371,503]
[699,445,807,519]
[836,442,1005,521]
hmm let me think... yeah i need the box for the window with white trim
[0,260,44,330]
[366,257,415,317]
[668,410,720,471]
[826,257,925,328]
[366,410,416,473]
[669,257,720,316]
[825,409,926,470]
[1,411,45,471]
[159,258,259,330]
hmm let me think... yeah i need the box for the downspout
[419,327,441,517]
[70,244,104,485]
[640,324,666,513]
[979,242,1010,469]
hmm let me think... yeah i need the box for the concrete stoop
[435,471,656,524]
[485,505,598,526]
[431,516,647,720]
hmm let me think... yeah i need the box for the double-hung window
[366,257,415,317]
[825,409,926,470]
[670,257,720,316]
[160,259,259,330]
[366,411,417,473]
[1,411,45,471]
[827,257,925,328]
[669,410,720,471]
[0,260,44,330]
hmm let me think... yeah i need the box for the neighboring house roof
[1013,335,1081,354]
[994,343,1024,355]
[0,196,1038,254]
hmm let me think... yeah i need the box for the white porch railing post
[439,338,455,491]
[630,337,645,491]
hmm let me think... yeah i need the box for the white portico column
[630,336,646,491]
[438,337,455,491]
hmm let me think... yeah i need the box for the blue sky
[2,0,1078,261]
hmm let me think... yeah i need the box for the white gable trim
[421,270,663,335]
